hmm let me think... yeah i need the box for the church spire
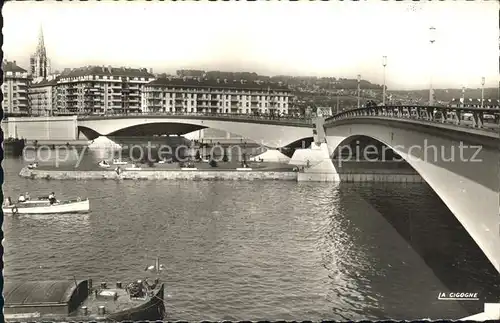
[30,23,50,79]
[37,24,46,56]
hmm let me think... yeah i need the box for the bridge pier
[289,117,340,182]
[88,136,122,150]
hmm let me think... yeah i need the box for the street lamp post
[336,89,343,114]
[357,74,361,109]
[336,92,339,114]
[382,56,387,106]
[461,86,466,108]
[429,26,436,106]
[481,77,485,108]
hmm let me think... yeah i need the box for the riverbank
[19,165,424,183]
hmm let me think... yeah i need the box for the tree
[222,148,229,162]
[209,159,218,167]
[195,150,201,161]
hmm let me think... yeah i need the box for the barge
[4,277,165,322]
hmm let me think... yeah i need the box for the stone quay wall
[19,167,424,183]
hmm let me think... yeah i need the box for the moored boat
[2,198,90,215]
[98,160,110,168]
[3,277,165,322]
[3,137,26,157]
[27,162,39,169]
[125,164,142,171]
[112,159,128,165]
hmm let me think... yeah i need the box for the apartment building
[2,60,31,115]
[29,76,59,116]
[142,78,293,115]
[449,98,500,109]
[55,66,155,114]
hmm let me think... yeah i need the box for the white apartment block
[55,66,155,115]
[142,78,292,115]
[2,60,31,115]
[29,76,58,116]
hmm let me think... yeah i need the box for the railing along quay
[76,112,313,126]
[325,105,500,132]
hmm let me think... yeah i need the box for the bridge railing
[77,111,313,125]
[325,105,500,132]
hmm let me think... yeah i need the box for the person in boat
[18,194,26,203]
[48,192,57,205]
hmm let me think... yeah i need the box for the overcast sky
[3,1,498,90]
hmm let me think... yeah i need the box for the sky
[3,1,499,90]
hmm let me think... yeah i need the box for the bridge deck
[78,113,313,127]
[326,115,499,139]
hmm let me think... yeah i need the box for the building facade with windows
[141,78,293,115]
[54,66,155,115]
[449,98,500,109]
[29,76,59,116]
[2,60,31,115]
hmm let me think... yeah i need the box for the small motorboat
[3,198,90,215]
[125,164,142,171]
[27,162,39,169]
[3,259,166,322]
[98,160,110,168]
[112,159,128,165]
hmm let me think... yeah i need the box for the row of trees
[171,70,383,90]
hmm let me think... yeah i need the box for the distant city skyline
[3,1,498,90]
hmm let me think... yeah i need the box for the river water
[2,153,499,321]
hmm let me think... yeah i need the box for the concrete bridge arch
[78,116,313,148]
[299,118,500,273]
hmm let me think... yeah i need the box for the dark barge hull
[107,283,165,321]
[3,139,26,157]
[4,280,166,322]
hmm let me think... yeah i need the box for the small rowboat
[27,162,39,169]
[113,159,128,165]
[98,161,110,168]
[125,164,142,171]
[3,198,90,215]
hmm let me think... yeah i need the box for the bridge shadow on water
[350,181,500,315]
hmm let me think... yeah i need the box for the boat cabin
[3,280,90,319]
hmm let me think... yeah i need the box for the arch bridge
[291,105,500,274]
[77,112,313,148]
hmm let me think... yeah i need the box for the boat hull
[108,283,165,321]
[3,199,90,215]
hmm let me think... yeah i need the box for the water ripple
[3,157,494,320]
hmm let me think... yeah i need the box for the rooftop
[2,60,28,73]
[4,280,79,305]
[60,65,155,79]
[148,77,290,91]
[31,77,59,87]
